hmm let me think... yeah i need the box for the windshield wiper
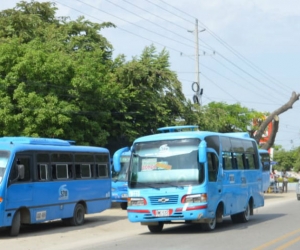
[133,182,160,190]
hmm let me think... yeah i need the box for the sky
[1,0,300,151]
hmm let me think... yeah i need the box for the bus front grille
[149,195,179,205]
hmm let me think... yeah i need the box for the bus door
[6,154,33,207]
[206,149,221,214]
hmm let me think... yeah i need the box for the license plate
[121,193,128,198]
[155,210,169,217]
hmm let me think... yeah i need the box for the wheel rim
[76,207,84,223]
[208,217,216,229]
[244,204,250,221]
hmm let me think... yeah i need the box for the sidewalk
[264,182,298,205]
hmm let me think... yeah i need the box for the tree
[0,1,119,145]
[192,102,265,133]
[254,92,300,150]
[273,146,296,172]
[106,45,191,150]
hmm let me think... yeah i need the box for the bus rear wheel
[148,222,164,233]
[231,203,250,223]
[65,203,85,226]
[10,210,21,237]
[239,203,250,222]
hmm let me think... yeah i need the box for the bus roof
[133,130,255,143]
[0,137,71,146]
[157,125,199,133]
[0,137,109,153]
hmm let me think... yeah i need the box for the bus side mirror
[199,141,207,163]
[113,147,130,172]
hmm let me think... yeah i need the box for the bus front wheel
[201,216,216,231]
[69,203,85,226]
[10,210,21,237]
[148,222,164,233]
[120,202,128,210]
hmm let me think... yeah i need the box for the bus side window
[38,164,49,181]
[17,158,31,182]
[208,152,218,182]
[222,152,233,170]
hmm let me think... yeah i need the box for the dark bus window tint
[56,164,68,179]
[245,153,255,169]
[231,139,244,153]
[222,152,233,170]
[37,153,50,162]
[75,154,94,162]
[261,153,270,172]
[51,153,72,162]
[39,164,48,180]
[235,152,244,170]
[95,154,109,162]
[221,137,231,152]
[206,136,220,154]
[208,152,219,182]
[75,164,92,178]
[243,140,255,153]
[97,164,108,177]
[81,164,91,178]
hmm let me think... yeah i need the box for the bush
[277,177,299,183]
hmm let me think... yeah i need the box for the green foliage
[0,0,273,151]
[0,1,117,145]
[196,102,265,133]
[110,45,190,142]
[273,146,300,172]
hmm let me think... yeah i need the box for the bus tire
[239,203,250,223]
[10,210,21,237]
[120,202,128,210]
[148,222,164,233]
[202,216,216,231]
[69,203,85,226]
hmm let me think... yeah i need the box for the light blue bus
[0,137,111,236]
[259,149,271,192]
[114,125,265,233]
[112,147,131,210]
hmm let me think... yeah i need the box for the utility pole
[195,19,200,99]
[190,19,205,105]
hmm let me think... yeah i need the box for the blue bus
[112,147,131,210]
[114,125,265,233]
[259,149,271,192]
[0,137,111,236]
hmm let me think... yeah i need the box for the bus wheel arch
[10,207,31,237]
[10,210,21,237]
[216,202,224,223]
[242,197,254,222]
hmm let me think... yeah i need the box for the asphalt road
[0,186,298,250]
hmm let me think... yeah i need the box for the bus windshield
[0,151,10,183]
[129,138,203,188]
[113,155,130,181]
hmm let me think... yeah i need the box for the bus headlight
[181,194,207,203]
[128,197,147,206]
